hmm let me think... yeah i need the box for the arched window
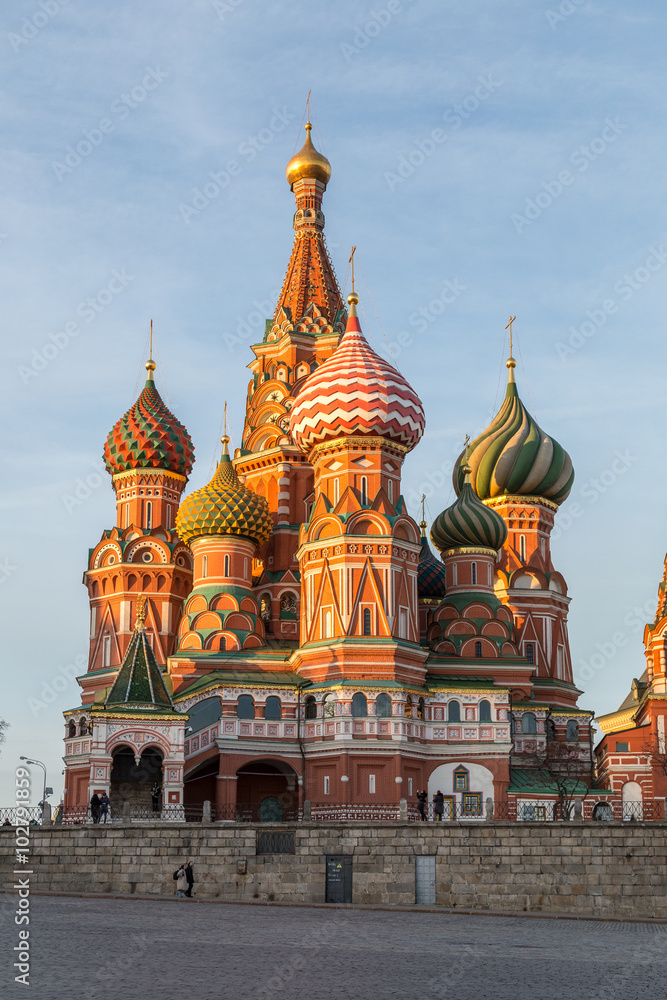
[224,554,230,577]
[566,719,579,742]
[387,479,393,503]
[265,696,282,720]
[480,699,492,722]
[237,695,255,719]
[471,562,477,585]
[417,697,425,720]
[280,592,297,620]
[323,693,336,718]
[405,695,413,718]
[103,634,111,667]
[522,712,537,734]
[146,501,152,530]
[546,718,556,741]
[448,700,461,722]
[526,643,534,665]
[474,641,482,658]
[220,636,226,651]
[323,609,333,638]
[375,693,392,718]
[68,721,76,739]
[519,535,526,562]
[305,696,317,720]
[363,608,372,636]
[351,692,368,717]
[79,717,88,736]
[360,476,368,505]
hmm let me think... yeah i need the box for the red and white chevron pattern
[289,312,425,453]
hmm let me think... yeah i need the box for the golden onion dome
[176,437,273,548]
[286,122,332,189]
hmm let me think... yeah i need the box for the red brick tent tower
[595,556,667,816]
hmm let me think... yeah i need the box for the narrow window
[103,634,111,667]
[475,640,482,658]
[375,693,392,718]
[540,537,545,557]
[526,643,534,665]
[448,701,461,722]
[244,558,248,580]
[363,607,372,636]
[202,555,208,578]
[566,720,579,742]
[369,774,376,794]
[480,700,492,722]
[146,501,152,530]
[265,696,282,720]
[452,564,458,586]
[520,535,526,562]
[487,563,492,586]
[399,608,408,638]
[305,696,317,720]
[351,692,368,717]
[333,478,339,504]
[522,712,537,734]
[323,610,333,639]
[408,778,413,796]
[166,504,171,529]
[471,562,477,585]
[387,479,393,502]
[360,476,368,505]
[324,776,330,795]
[125,503,130,528]
[224,554,230,577]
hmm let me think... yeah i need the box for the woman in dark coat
[90,793,101,824]
[433,790,444,822]
[184,860,195,897]
[416,789,428,821]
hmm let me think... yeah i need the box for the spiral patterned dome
[286,122,332,188]
[289,293,425,454]
[418,527,447,599]
[104,365,194,478]
[431,469,508,553]
[176,439,273,548]
[453,362,574,505]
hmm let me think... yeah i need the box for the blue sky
[1,0,666,804]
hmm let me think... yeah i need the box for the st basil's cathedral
[62,122,605,822]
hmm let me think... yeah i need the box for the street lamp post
[19,758,47,823]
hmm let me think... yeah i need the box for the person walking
[184,860,195,898]
[99,792,110,824]
[416,789,428,821]
[433,789,444,822]
[175,864,187,899]
[90,793,101,824]
[151,782,161,813]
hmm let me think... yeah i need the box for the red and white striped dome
[289,293,425,453]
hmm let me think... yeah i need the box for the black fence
[0,806,44,826]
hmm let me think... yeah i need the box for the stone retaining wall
[2,822,666,919]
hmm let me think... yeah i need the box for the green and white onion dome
[453,359,574,505]
[431,466,508,553]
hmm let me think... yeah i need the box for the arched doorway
[427,761,495,820]
[110,745,163,815]
[622,780,643,820]
[236,760,299,821]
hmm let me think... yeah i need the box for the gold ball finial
[347,291,359,306]
[286,121,332,189]
[145,359,156,378]
[506,356,516,370]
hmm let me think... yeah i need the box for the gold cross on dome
[505,314,516,358]
[464,433,470,463]
[349,245,357,293]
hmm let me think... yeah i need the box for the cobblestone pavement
[1,895,666,1000]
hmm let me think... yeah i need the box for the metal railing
[0,806,44,826]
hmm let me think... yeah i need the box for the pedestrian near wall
[175,865,187,898]
[90,793,101,824]
[99,792,110,824]
[184,860,195,897]
[417,789,428,820]
[433,790,444,822]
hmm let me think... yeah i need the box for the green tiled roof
[105,628,175,710]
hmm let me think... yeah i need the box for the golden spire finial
[136,594,147,630]
[463,434,472,482]
[221,401,230,456]
[505,314,517,380]
[145,319,156,377]
[347,246,359,314]
[419,492,427,537]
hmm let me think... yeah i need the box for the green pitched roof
[105,627,174,710]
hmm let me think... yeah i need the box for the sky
[1,0,666,805]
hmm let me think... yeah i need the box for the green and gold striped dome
[431,466,508,553]
[453,360,574,505]
[176,438,273,548]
